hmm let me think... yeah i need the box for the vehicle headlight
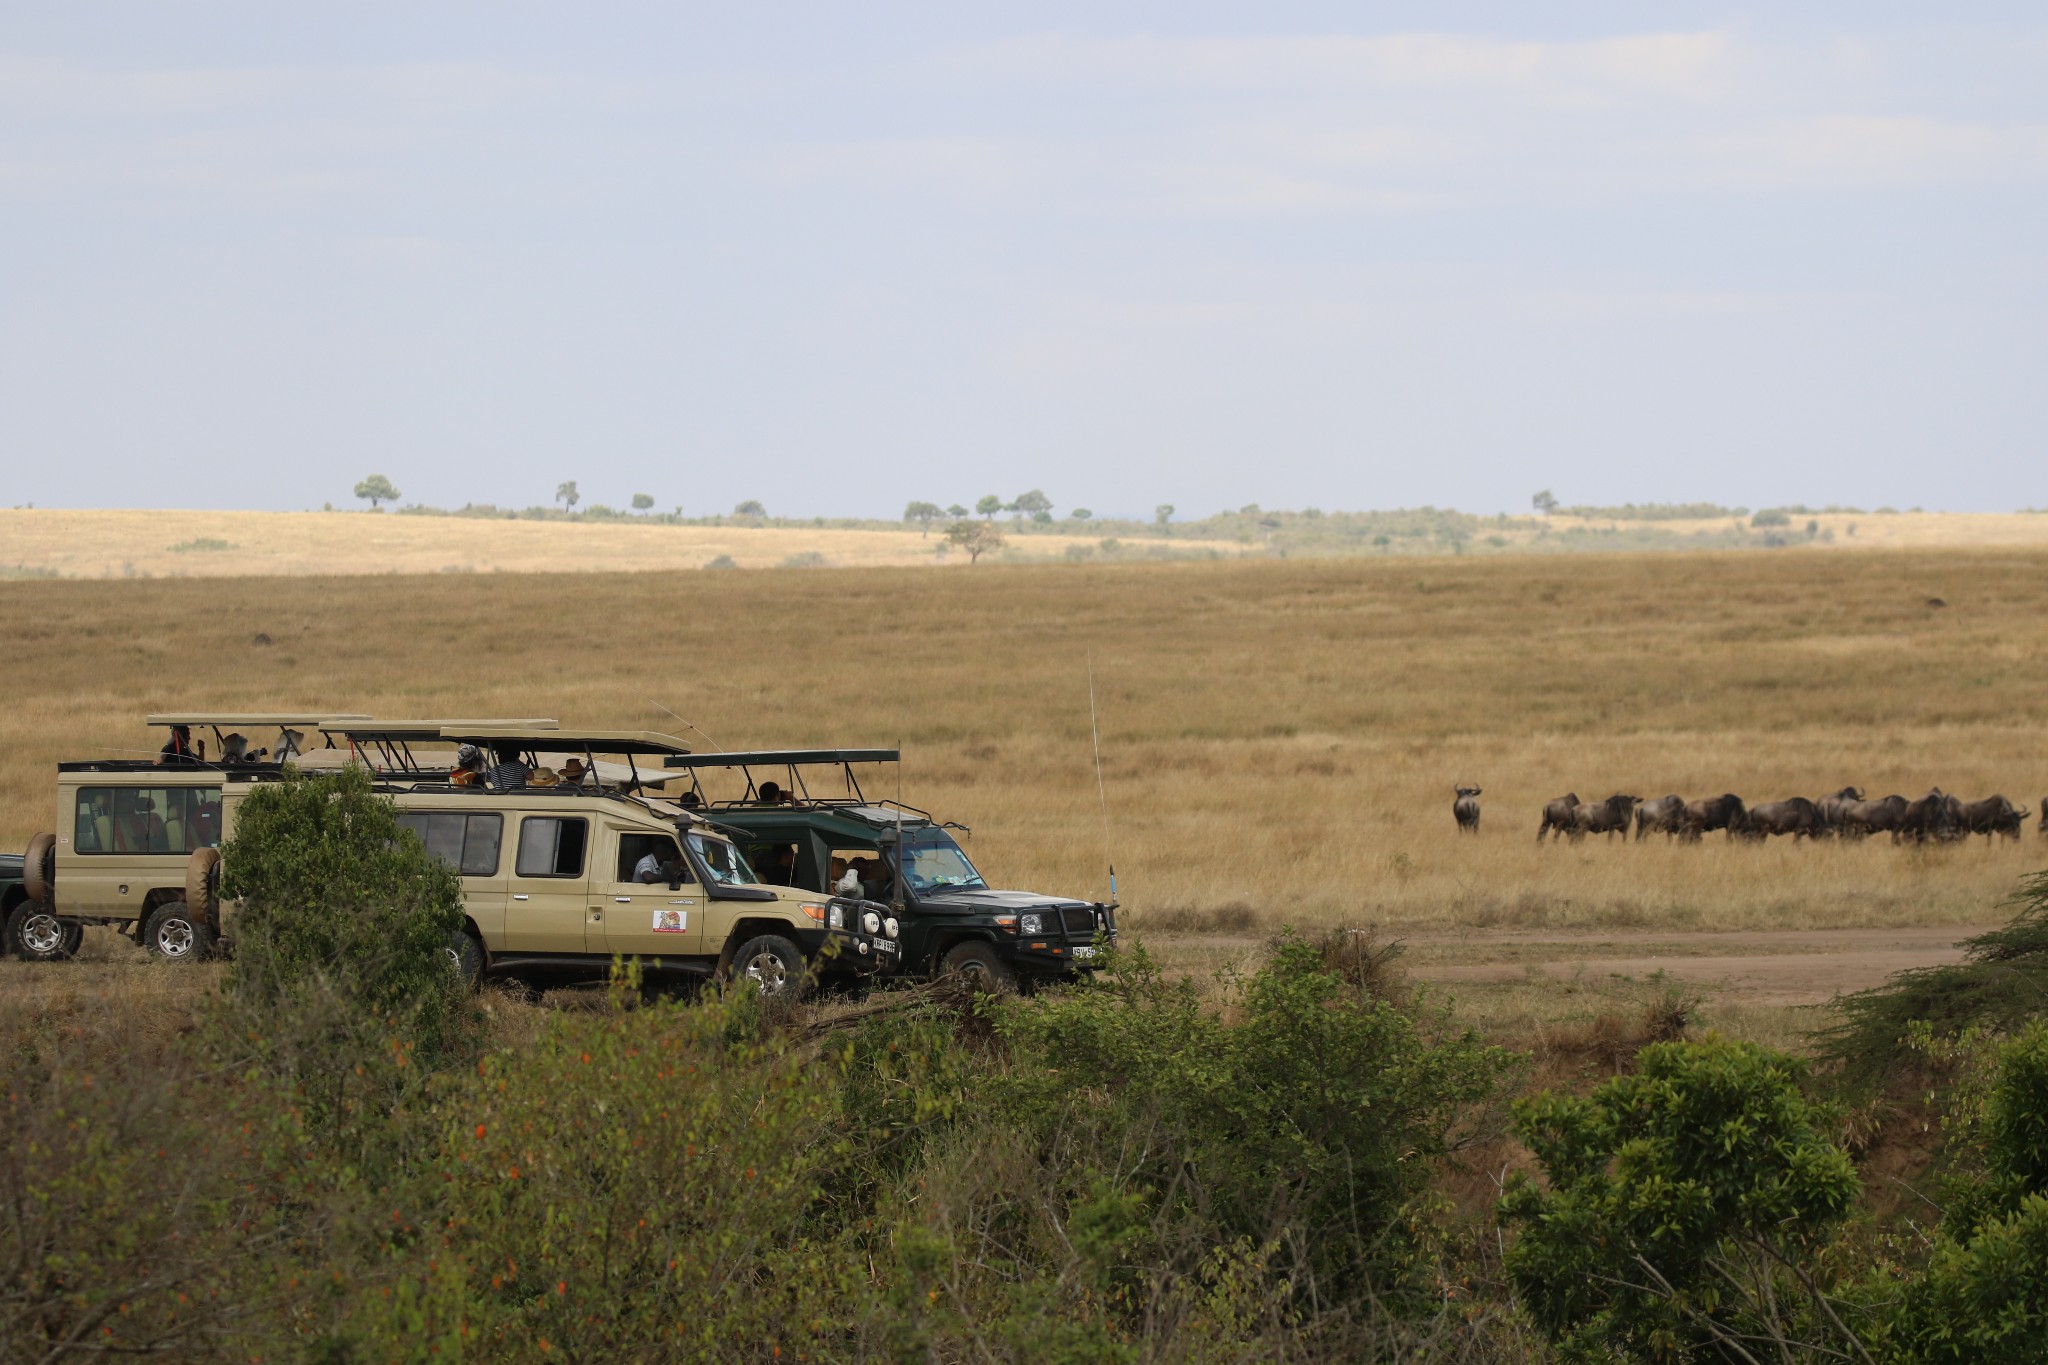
[1019,913,1044,935]
[884,916,899,939]
[862,910,882,935]
[828,904,847,930]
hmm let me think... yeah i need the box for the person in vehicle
[114,792,166,853]
[560,758,590,788]
[156,725,200,767]
[758,781,783,804]
[450,743,487,787]
[756,845,797,884]
[633,846,671,883]
[488,743,530,791]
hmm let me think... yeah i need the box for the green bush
[221,766,465,1036]
[1500,1039,1861,1361]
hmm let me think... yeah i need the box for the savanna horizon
[4,547,2046,934]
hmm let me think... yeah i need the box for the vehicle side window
[75,786,221,855]
[516,816,588,878]
[616,833,690,883]
[398,812,504,877]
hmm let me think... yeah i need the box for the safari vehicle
[324,721,900,993]
[662,748,1116,991]
[11,713,370,962]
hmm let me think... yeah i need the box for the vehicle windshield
[895,828,986,892]
[689,832,759,885]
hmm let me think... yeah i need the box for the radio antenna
[649,699,722,752]
[893,742,905,916]
[1088,653,1117,904]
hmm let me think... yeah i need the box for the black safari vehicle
[668,750,1116,991]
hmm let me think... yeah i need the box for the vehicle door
[505,813,592,953]
[396,807,509,945]
[594,827,703,961]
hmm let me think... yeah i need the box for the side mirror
[665,862,684,892]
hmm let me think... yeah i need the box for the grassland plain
[3,547,2046,943]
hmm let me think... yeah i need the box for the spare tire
[22,832,55,905]
[185,847,221,929]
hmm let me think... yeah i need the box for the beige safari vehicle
[13,714,371,962]
[330,721,902,992]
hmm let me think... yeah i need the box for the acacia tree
[976,494,1004,520]
[944,520,1005,564]
[904,500,943,536]
[353,474,400,509]
[945,503,969,518]
[556,480,580,511]
[1532,489,1559,515]
[1155,503,1174,527]
[631,493,655,512]
[735,499,767,519]
[1011,489,1053,522]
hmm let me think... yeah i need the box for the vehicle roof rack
[659,748,899,769]
[315,718,560,741]
[149,713,372,728]
[438,726,693,757]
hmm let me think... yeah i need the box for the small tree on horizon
[735,499,767,520]
[1532,489,1559,516]
[944,520,1005,564]
[631,493,655,512]
[1154,503,1174,528]
[556,480,580,511]
[353,474,400,510]
[946,503,969,518]
[904,501,943,536]
[976,494,1004,521]
[1070,507,1093,521]
[1011,489,1053,521]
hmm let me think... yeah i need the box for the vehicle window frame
[397,810,504,878]
[73,784,222,856]
[515,815,589,879]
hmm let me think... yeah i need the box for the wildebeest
[1537,793,1580,843]
[1453,785,1482,834]
[1838,795,1908,841]
[1571,794,1642,841]
[1634,795,1686,841]
[1815,786,1864,837]
[1744,797,1824,841]
[1899,789,1963,843]
[1958,795,2029,841]
[1679,794,1747,841]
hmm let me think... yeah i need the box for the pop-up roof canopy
[316,719,559,742]
[149,713,371,729]
[660,748,898,770]
[439,726,693,757]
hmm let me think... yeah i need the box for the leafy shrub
[1883,1025,2048,1362]
[1500,1039,1861,1361]
[1750,509,1792,527]
[220,765,468,1064]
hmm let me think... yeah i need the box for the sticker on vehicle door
[652,909,688,933]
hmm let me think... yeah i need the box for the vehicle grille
[1059,907,1096,937]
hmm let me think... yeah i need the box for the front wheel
[7,901,77,962]
[727,934,806,999]
[938,940,1019,995]
[143,900,217,962]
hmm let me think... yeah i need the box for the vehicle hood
[915,888,1094,913]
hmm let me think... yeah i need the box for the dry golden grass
[1546,509,2048,549]
[0,508,1237,579]
[3,548,2046,941]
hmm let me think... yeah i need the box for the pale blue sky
[3,3,2044,518]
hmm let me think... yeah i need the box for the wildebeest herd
[1451,785,2035,843]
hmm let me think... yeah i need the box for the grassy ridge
[4,547,2047,932]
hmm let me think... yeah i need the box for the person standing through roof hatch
[488,743,530,791]
[156,725,201,767]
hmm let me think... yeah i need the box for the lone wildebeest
[1679,794,1746,841]
[1839,795,1908,841]
[1453,785,1482,833]
[1572,794,1642,842]
[1958,795,2029,842]
[1900,789,1963,844]
[1745,797,1824,841]
[1634,795,1686,841]
[1537,793,1580,843]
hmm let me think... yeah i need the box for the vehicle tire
[185,847,221,928]
[727,934,806,999]
[445,929,486,988]
[143,899,217,962]
[938,940,1020,994]
[22,832,55,904]
[7,901,77,962]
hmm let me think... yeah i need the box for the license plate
[872,939,899,954]
[1071,945,1096,960]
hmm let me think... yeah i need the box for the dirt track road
[1398,926,1988,1007]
